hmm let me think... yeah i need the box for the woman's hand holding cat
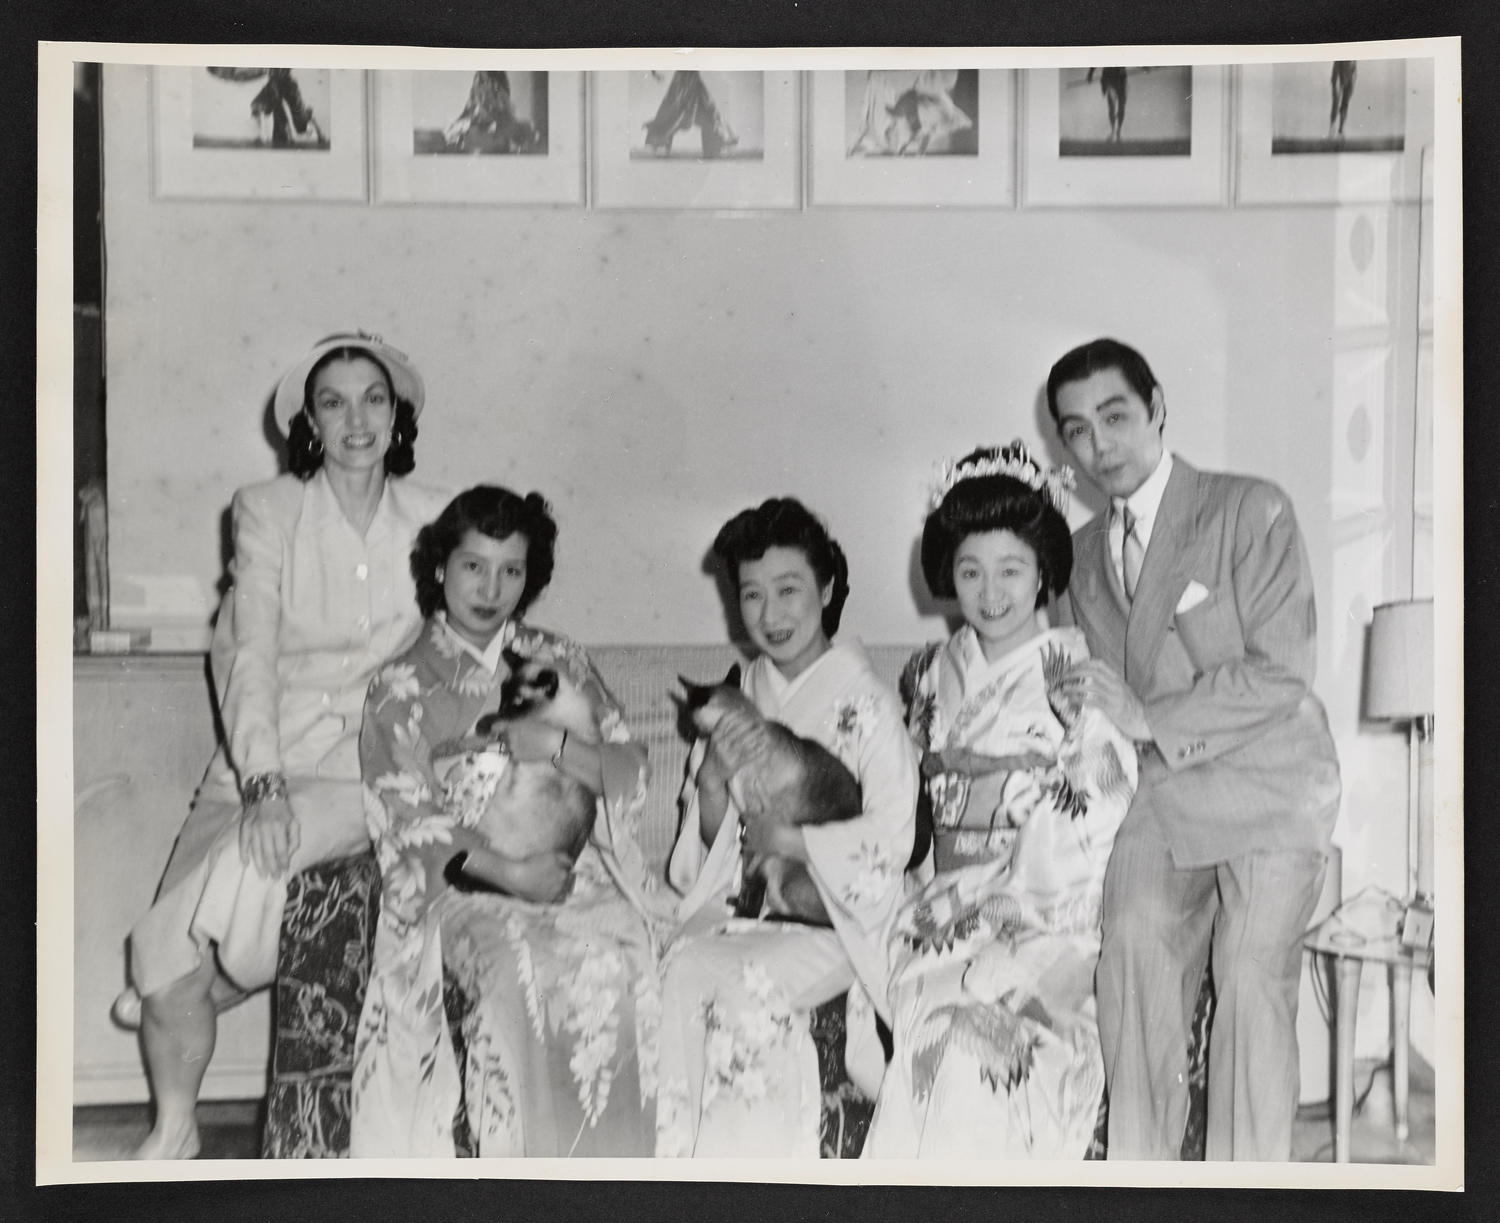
[498,716,564,764]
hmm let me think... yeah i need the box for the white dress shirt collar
[1112,450,1175,552]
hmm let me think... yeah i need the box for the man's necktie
[1120,504,1144,602]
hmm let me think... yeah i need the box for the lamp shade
[1365,599,1434,720]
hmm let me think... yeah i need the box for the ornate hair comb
[928,439,1076,516]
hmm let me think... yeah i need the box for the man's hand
[1057,658,1151,741]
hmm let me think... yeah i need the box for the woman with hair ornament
[863,441,1138,1159]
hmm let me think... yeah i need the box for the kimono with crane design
[865,624,1137,1158]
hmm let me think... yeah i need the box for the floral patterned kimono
[351,618,670,1157]
[864,624,1137,1159]
[657,641,921,1157]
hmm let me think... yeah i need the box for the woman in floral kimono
[864,443,1138,1159]
[657,498,921,1157]
[352,486,666,1157]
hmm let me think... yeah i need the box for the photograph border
[590,69,801,211]
[807,69,1016,208]
[151,66,369,202]
[1021,64,1228,208]
[371,69,585,207]
[1235,57,1435,206]
[36,39,1467,1194]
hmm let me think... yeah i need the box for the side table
[1303,888,1433,1163]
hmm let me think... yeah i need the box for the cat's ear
[674,676,705,710]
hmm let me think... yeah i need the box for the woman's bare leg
[134,950,220,1159]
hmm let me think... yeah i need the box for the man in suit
[1047,338,1341,1161]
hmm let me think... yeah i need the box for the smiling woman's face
[306,355,395,475]
[737,545,832,680]
[953,528,1042,662]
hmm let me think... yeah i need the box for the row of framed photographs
[152,62,1435,209]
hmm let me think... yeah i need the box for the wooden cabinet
[72,654,269,1104]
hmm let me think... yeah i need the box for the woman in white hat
[115,333,448,1159]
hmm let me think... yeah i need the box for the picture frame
[372,69,585,206]
[591,70,800,210]
[1021,65,1228,207]
[1235,58,1435,205]
[151,66,368,201]
[807,69,1015,207]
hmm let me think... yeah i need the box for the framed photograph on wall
[1235,59,1434,205]
[808,69,1015,207]
[1021,65,1227,206]
[372,69,585,205]
[152,66,368,200]
[591,70,799,209]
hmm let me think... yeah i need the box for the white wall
[100,63,1434,1061]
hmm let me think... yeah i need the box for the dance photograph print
[190,67,331,151]
[153,65,367,200]
[1057,66,1192,157]
[843,70,979,157]
[1270,60,1407,155]
[409,70,549,156]
[628,70,765,161]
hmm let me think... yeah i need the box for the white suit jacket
[199,470,449,807]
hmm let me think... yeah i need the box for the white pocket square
[1175,581,1211,614]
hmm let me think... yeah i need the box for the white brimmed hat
[273,331,425,435]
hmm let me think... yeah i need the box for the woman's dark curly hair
[411,485,559,620]
[287,345,419,479]
[920,448,1073,607]
[711,497,851,637]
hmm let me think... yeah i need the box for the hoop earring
[310,436,323,457]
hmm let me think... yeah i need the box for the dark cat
[677,665,863,926]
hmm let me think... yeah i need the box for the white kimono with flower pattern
[658,641,921,1156]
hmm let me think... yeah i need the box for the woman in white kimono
[657,498,921,1157]
[864,443,1137,1159]
[115,333,448,1158]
